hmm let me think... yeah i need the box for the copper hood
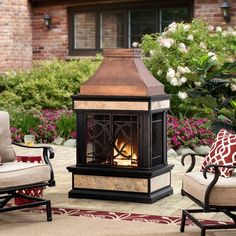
[80,48,165,97]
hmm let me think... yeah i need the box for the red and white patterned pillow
[200,129,236,177]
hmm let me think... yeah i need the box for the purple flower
[167,115,215,150]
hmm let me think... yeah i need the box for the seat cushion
[0,112,16,163]
[183,171,236,206]
[0,162,50,189]
[200,129,236,177]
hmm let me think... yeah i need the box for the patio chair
[180,153,236,236]
[0,111,55,221]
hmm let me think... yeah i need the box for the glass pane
[160,7,189,32]
[86,114,111,165]
[152,113,163,167]
[86,113,138,167]
[113,115,138,167]
[129,9,155,47]
[101,12,125,49]
[74,13,96,49]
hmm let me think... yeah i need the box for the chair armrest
[12,142,54,159]
[181,153,205,173]
[202,164,236,209]
[12,142,55,186]
[203,164,236,178]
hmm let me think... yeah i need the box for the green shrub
[56,112,76,140]
[10,108,41,134]
[0,59,101,109]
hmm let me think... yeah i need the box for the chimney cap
[80,48,165,97]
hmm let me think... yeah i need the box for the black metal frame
[180,153,236,236]
[0,143,55,221]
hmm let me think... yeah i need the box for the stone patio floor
[13,145,230,221]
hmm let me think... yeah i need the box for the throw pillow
[200,129,236,177]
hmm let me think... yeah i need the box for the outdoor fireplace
[67,48,174,203]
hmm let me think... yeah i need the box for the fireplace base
[68,186,173,203]
[67,164,174,203]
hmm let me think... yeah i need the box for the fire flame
[113,139,137,166]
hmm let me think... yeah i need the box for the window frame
[68,1,193,56]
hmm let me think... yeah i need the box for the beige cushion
[183,171,236,206]
[0,111,16,162]
[0,162,50,189]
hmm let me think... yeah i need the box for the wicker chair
[0,111,55,221]
[180,153,236,236]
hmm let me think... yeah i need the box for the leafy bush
[0,59,101,109]
[141,20,236,115]
[181,58,236,133]
[167,115,215,150]
[10,109,77,143]
[56,111,76,140]
[10,109,41,134]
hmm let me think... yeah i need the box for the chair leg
[46,200,52,222]
[201,228,205,236]
[180,210,186,232]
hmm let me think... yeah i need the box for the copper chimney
[80,48,165,96]
[68,48,174,203]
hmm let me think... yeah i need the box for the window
[129,9,155,47]
[69,2,193,56]
[100,11,125,49]
[74,13,96,49]
[160,7,189,32]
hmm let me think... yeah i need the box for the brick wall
[32,5,68,60]
[32,1,236,61]
[0,0,32,72]
[1,1,235,71]
[195,0,236,27]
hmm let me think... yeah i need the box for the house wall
[0,0,235,72]
[0,0,32,72]
[194,0,236,27]
[32,0,236,61]
[32,5,68,60]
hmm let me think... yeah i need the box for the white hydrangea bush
[141,20,236,112]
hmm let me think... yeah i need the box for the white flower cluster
[216,26,222,32]
[207,25,214,32]
[187,34,194,41]
[167,22,178,33]
[166,66,190,87]
[208,25,236,36]
[132,42,139,48]
[178,43,188,53]
[199,42,207,50]
[207,51,217,63]
[222,26,236,37]
[183,24,190,31]
[157,37,175,48]
[230,78,236,92]
[178,91,188,100]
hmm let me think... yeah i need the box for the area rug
[23,206,233,227]
[1,211,236,236]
